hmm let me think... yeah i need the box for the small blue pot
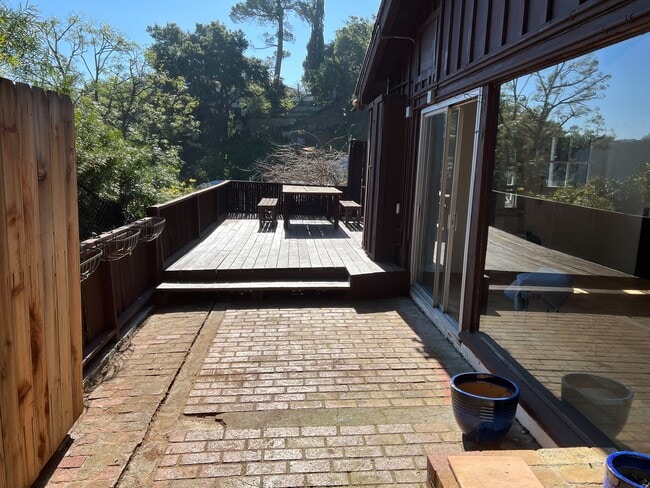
[604,451,650,488]
[450,372,520,444]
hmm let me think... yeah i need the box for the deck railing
[80,180,347,365]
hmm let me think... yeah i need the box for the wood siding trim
[364,95,407,261]
[359,0,650,105]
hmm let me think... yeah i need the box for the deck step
[157,280,350,292]
[164,267,350,283]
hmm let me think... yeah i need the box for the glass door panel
[414,112,446,298]
[434,108,460,310]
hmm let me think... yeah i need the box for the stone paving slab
[41,299,539,487]
[428,447,612,487]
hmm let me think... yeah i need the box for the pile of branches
[254,144,347,186]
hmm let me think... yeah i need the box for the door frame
[410,89,482,331]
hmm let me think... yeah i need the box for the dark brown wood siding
[360,0,650,105]
[432,0,650,100]
[363,95,407,261]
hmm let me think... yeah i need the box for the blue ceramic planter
[450,372,520,444]
[604,451,650,488]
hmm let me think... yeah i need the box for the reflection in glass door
[414,112,446,299]
[413,99,477,324]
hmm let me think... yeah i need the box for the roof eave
[354,0,397,107]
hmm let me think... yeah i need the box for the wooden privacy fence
[0,78,83,487]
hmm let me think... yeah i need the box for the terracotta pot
[450,372,520,444]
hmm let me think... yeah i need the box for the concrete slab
[448,455,543,488]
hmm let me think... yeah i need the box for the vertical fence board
[48,92,74,441]
[1,78,34,487]
[34,86,59,458]
[1,77,82,487]
[0,415,6,487]
[17,82,50,473]
[12,83,38,480]
[61,95,83,419]
[0,78,29,488]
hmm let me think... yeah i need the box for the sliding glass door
[413,97,477,324]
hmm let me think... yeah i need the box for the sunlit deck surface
[483,226,650,453]
[161,215,407,297]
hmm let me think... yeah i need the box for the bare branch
[254,143,347,186]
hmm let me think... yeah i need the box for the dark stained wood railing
[228,181,281,214]
[148,180,231,262]
[80,224,161,365]
[81,180,348,368]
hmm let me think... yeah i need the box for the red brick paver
[43,305,212,487]
[184,303,462,415]
[42,299,538,487]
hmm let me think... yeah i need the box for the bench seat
[339,200,362,225]
[257,197,278,227]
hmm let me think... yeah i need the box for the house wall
[434,0,648,100]
[368,0,650,280]
[363,95,407,261]
[359,0,650,449]
[368,1,650,261]
[0,78,83,488]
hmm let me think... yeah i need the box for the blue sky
[592,33,650,140]
[20,0,381,87]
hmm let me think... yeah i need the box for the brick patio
[39,298,607,487]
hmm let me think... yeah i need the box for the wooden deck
[161,215,408,297]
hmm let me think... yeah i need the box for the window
[483,33,650,451]
[547,162,589,188]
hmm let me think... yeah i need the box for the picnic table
[282,185,343,229]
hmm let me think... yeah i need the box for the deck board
[166,216,389,276]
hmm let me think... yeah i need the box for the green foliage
[302,0,324,76]
[547,178,615,211]
[75,96,188,219]
[1,1,370,234]
[222,134,274,180]
[0,4,197,231]
[496,56,650,216]
[303,16,373,112]
[548,175,647,215]
[147,21,273,178]
[496,56,610,192]
[0,1,41,77]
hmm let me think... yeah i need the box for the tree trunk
[274,0,284,83]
